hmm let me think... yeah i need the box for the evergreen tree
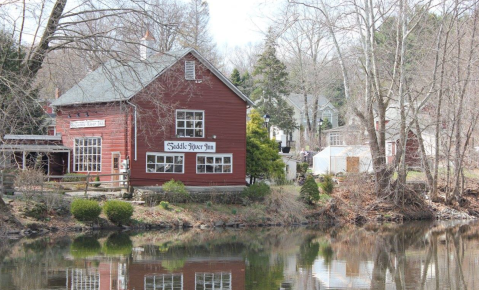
[246,110,285,184]
[299,175,320,205]
[321,118,333,130]
[252,28,297,133]
[230,68,242,87]
[0,30,44,138]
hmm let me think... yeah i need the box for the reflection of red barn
[67,261,127,290]
[128,259,245,290]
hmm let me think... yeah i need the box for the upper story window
[74,137,101,172]
[176,110,204,138]
[185,60,195,80]
[329,132,342,146]
[322,110,332,123]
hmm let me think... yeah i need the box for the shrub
[64,173,88,182]
[24,203,48,220]
[103,200,133,225]
[297,162,309,175]
[14,168,44,201]
[92,176,101,188]
[241,182,271,202]
[162,179,190,203]
[299,176,320,205]
[159,201,170,210]
[206,201,212,208]
[319,174,335,195]
[70,199,102,221]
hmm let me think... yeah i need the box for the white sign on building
[70,120,106,129]
[164,141,216,152]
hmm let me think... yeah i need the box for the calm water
[1,221,478,290]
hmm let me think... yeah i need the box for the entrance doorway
[112,152,120,187]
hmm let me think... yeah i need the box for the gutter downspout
[126,100,138,161]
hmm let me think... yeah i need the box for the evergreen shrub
[241,182,271,202]
[319,174,335,195]
[70,199,102,221]
[103,200,133,225]
[162,179,190,203]
[299,176,320,205]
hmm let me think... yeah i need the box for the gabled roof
[52,48,253,107]
[285,94,338,113]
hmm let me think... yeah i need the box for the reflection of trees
[367,222,478,290]
[245,251,285,290]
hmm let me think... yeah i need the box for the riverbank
[1,183,478,238]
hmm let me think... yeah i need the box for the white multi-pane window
[329,133,342,146]
[322,110,332,123]
[196,154,232,173]
[145,274,183,290]
[195,272,231,290]
[176,110,204,138]
[74,137,101,172]
[146,153,184,173]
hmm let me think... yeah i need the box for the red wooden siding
[55,103,131,181]
[129,53,247,186]
[128,260,246,290]
[54,52,247,186]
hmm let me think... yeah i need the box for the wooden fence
[1,171,130,196]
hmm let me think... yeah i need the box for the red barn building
[51,47,253,186]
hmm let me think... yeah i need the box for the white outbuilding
[313,145,373,175]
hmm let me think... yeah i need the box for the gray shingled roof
[52,48,253,107]
[286,93,337,112]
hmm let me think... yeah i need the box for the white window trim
[329,132,342,146]
[146,152,185,174]
[145,273,183,290]
[195,272,232,290]
[73,137,102,172]
[175,109,205,138]
[196,153,233,174]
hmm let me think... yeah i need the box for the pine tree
[321,118,333,130]
[230,68,242,86]
[252,28,297,133]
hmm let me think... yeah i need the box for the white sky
[208,0,279,49]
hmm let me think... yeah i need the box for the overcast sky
[208,0,279,49]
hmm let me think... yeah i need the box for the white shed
[313,146,373,174]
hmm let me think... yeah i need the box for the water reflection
[0,221,478,290]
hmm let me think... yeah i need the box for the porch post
[67,151,71,173]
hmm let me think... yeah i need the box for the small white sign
[70,120,106,129]
[165,141,216,152]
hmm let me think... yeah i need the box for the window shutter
[185,61,195,80]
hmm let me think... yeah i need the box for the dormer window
[185,61,195,80]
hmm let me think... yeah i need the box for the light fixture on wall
[85,112,89,117]
[210,135,217,139]
[76,113,80,117]
[67,114,71,118]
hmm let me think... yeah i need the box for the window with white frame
[176,110,204,138]
[195,272,231,290]
[146,153,184,173]
[329,132,342,146]
[145,274,183,290]
[185,60,195,80]
[197,154,232,173]
[74,137,102,172]
[322,110,332,123]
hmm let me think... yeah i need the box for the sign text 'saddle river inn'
[164,141,216,152]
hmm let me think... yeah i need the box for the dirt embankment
[1,183,478,238]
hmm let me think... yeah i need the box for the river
[0,220,478,290]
